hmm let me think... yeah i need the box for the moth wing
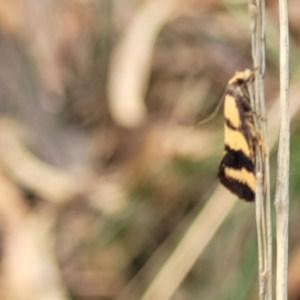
[218,93,256,201]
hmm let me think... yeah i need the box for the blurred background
[0,0,300,299]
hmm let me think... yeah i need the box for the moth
[218,69,257,201]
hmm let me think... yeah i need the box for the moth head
[228,69,254,85]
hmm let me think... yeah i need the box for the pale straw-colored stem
[275,0,290,299]
[249,0,272,298]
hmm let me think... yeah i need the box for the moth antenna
[196,91,225,126]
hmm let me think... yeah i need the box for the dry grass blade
[275,0,290,299]
[140,186,237,300]
[0,119,79,203]
[0,173,69,300]
[108,0,180,128]
[249,0,272,298]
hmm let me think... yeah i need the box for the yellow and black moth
[218,69,256,201]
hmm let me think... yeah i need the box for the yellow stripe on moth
[224,168,256,191]
[224,125,251,156]
[224,95,241,128]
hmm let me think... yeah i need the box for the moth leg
[249,109,267,122]
[253,128,265,155]
[255,111,267,122]
[247,120,265,161]
[252,128,267,185]
[248,109,267,153]
[253,128,268,193]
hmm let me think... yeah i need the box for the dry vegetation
[0,0,298,299]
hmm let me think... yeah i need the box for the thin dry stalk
[108,0,179,128]
[0,119,79,203]
[139,186,238,300]
[0,173,69,300]
[249,0,272,299]
[275,0,290,299]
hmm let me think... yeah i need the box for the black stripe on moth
[218,146,255,201]
[222,145,255,173]
[218,166,255,201]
